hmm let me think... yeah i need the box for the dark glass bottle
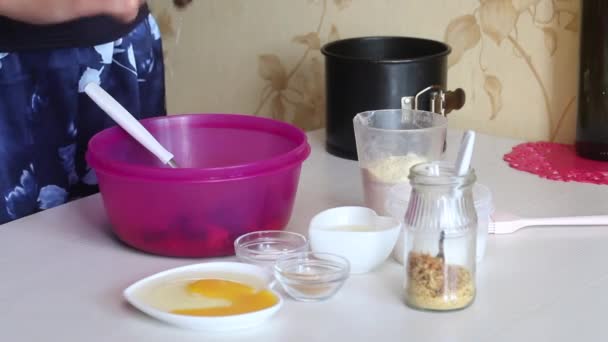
[576,0,608,161]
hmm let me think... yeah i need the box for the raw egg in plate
[123,262,283,332]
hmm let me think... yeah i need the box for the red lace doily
[503,142,608,185]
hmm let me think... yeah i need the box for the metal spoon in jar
[84,83,179,168]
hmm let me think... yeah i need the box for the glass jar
[403,161,477,311]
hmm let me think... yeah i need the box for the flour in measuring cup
[361,154,427,216]
[366,154,427,183]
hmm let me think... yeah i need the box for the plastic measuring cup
[353,109,448,216]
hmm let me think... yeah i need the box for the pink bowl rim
[86,113,311,181]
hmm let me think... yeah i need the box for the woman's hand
[0,0,144,24]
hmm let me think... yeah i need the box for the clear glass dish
[274,252,350,302]
[234,230,308,269]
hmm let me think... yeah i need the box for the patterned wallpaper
[149,0,580,143]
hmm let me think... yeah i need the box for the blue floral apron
[0,14,166,224]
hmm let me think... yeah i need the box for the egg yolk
[171,279,278,316]
[186,279,256,300]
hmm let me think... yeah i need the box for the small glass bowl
[234,230,309,269]
[274,252,350,302]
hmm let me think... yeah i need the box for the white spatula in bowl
[84,82,179,168]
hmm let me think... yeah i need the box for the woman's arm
[0,0,144,24]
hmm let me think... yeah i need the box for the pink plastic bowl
[86,113,310,258]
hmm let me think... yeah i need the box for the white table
[2,129,608,341]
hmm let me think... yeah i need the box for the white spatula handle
[522,215,608,227]
[454,130,476,176]
[84,83,174,164]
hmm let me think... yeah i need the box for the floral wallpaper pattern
[149,0,580,143]
[254,0,348,130]
[445,0,579,141]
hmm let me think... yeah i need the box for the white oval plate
[123,262,283,332]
